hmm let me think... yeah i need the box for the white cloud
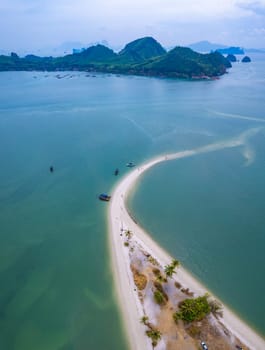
[42,0,252,22]
[0,0,265,52]
[237,1,265,15]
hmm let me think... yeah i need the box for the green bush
[154,290,166,305]
[173,295,211,323]
[146,329,161,347]
[154,281,168,301]
[164,259,180,277]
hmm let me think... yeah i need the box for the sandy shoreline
[108,129,265,350]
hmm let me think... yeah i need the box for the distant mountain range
[217,47,245,55]
[244,48,265,53]
[188,41,227,52]
[0,37,232,79]
[188,40,265,54]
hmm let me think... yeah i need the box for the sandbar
[108,128,265,350]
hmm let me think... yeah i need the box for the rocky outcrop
[242,56,251,63]
[226,54,237,62]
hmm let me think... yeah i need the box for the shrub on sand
[154,290,166,305]
[146,329,161,347]
[173,294,211,323]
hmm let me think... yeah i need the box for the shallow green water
[0,57,265,349]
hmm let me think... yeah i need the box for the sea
[0,55,265,349]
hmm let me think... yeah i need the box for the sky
[0,0,265,54]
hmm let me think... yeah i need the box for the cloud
[47,0,250,22]
[3,0,252,22]
[0,0,265,52]
[237,1,265,15]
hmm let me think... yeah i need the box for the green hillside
[138,47,231,78]
[117,37,166,63]
[0,37,231,79]
[53,45,117,69]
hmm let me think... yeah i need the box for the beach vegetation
[172,259,180,268]
[124,242,129,247]
[154,281,168,300]
[148,256,159,266]
[153,268,167,283]
[146,329,161,347]
[181,287,194,297]
[132,267,147,290]
[175,281,182,289]
[125,230,133,239]
[154,290,166,305]
[153,282,168,305]
[164,265,175,277]
[164,259,180,278]
[209,299,223,317]
[173,295,211,323]
[140,315,149,325]
[156,274,167,283]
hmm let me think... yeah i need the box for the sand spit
[108,128,265,350]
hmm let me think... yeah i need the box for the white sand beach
[108,129,265,350]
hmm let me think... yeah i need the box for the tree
[173,295,211,323]
[172,259,180,268]
[164,259,180,278]
[209,299,223,317]
[140,315,149,325]
[164,264,175,278]
[146,329,161,347]
[125,230,132,239]
[154,290,166,305]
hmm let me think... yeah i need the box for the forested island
[0,37,231,79]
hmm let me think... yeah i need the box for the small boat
[50,166,54,173]
[99,193,111,201]
[126,162,135,168]
[114,168,119,176]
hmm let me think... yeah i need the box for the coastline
[108,129,265,350]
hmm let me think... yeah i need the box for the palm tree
[172,259,180,268]
[146,329,161,347]
[125,230,132,239]
[164,264,176,278]
[140,315,149,325]
[209,299,223,317]
[164,259,180,278]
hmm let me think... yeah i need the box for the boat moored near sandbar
[98,193,111,201]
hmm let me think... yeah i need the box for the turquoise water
[0,57,265,349]
[128,58,265,336]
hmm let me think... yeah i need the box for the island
[217,47,245,55]
[226,54,237,62]
[242,56,251,63]
[0,37,231,79]
[108,127,265,350]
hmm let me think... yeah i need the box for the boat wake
[242,143,256,167]
[165,127,263,163]
[136,127,263,174]
[208,109,265,124]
